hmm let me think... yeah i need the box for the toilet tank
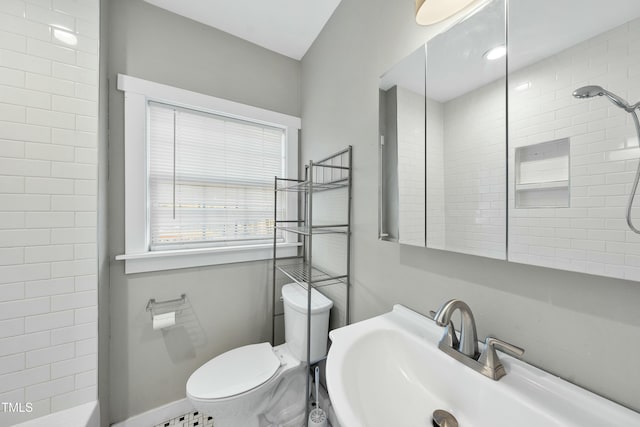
[281,283,333,363]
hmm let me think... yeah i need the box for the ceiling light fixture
[484,45,507,61]
[415,0,479,26]
[52,27,78,46]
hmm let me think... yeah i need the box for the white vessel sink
[326,305,640,427]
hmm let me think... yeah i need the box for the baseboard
[111,398,193,427]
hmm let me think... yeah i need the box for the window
[148,102,286,250]
[116,75,300,273]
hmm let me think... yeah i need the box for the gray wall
[301,0,640,412]
[106,0,301,422]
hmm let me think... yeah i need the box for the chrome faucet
[432,299,525,381]
[434,299,479,358]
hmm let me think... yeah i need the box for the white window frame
[115,74,301,274]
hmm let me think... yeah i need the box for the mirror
[425,0,507,259]
[379,0,640,281]
[379,46,426,246]
[508,0,640,280]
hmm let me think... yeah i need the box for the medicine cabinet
[379,0,640,281]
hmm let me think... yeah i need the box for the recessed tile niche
[515,139,569,209]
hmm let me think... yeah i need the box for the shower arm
[626,110,640,234]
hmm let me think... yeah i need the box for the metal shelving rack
[271,146,352,426]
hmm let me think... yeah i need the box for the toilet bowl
[186,283,333,427]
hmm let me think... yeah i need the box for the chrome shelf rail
[276,261,348,287]
[276,178,349,193]
[275,224,349,235]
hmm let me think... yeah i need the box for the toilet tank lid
[282,283,333,314]
[186,343,280,400]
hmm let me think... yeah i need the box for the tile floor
[154,410,214,427]
[153,407,337,427]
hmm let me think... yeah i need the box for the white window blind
[148,102,285,250]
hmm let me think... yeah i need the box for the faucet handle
[490,337,524,357]
[479,337,524,380]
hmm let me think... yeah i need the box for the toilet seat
[187,343,281,400]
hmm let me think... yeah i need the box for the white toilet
[186,283,333,427]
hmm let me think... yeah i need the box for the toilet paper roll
[152,312,176,330]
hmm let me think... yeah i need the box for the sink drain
[432,409,458,427]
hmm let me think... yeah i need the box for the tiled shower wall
[508,17,640,279]
[426,98,445,248]
[397,86,425,246]
[442,79,506,259]
[426,79,506,259]
[0,0,99,424]
[428,16,640,278]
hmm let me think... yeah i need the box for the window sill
[115,242,301,274]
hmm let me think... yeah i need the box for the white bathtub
[13,401,100,427]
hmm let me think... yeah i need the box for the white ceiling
[142,0,343,60]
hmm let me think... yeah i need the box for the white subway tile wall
[426,98,445,249]
[509,17,640,280]
[444,78,507,259]
[396,87,426,246]
[0,0,98,425]
[426,78,507,259]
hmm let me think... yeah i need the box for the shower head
[573,85,631,111]
[572,85,606,99]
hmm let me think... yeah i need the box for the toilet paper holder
[146,294,186,317]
